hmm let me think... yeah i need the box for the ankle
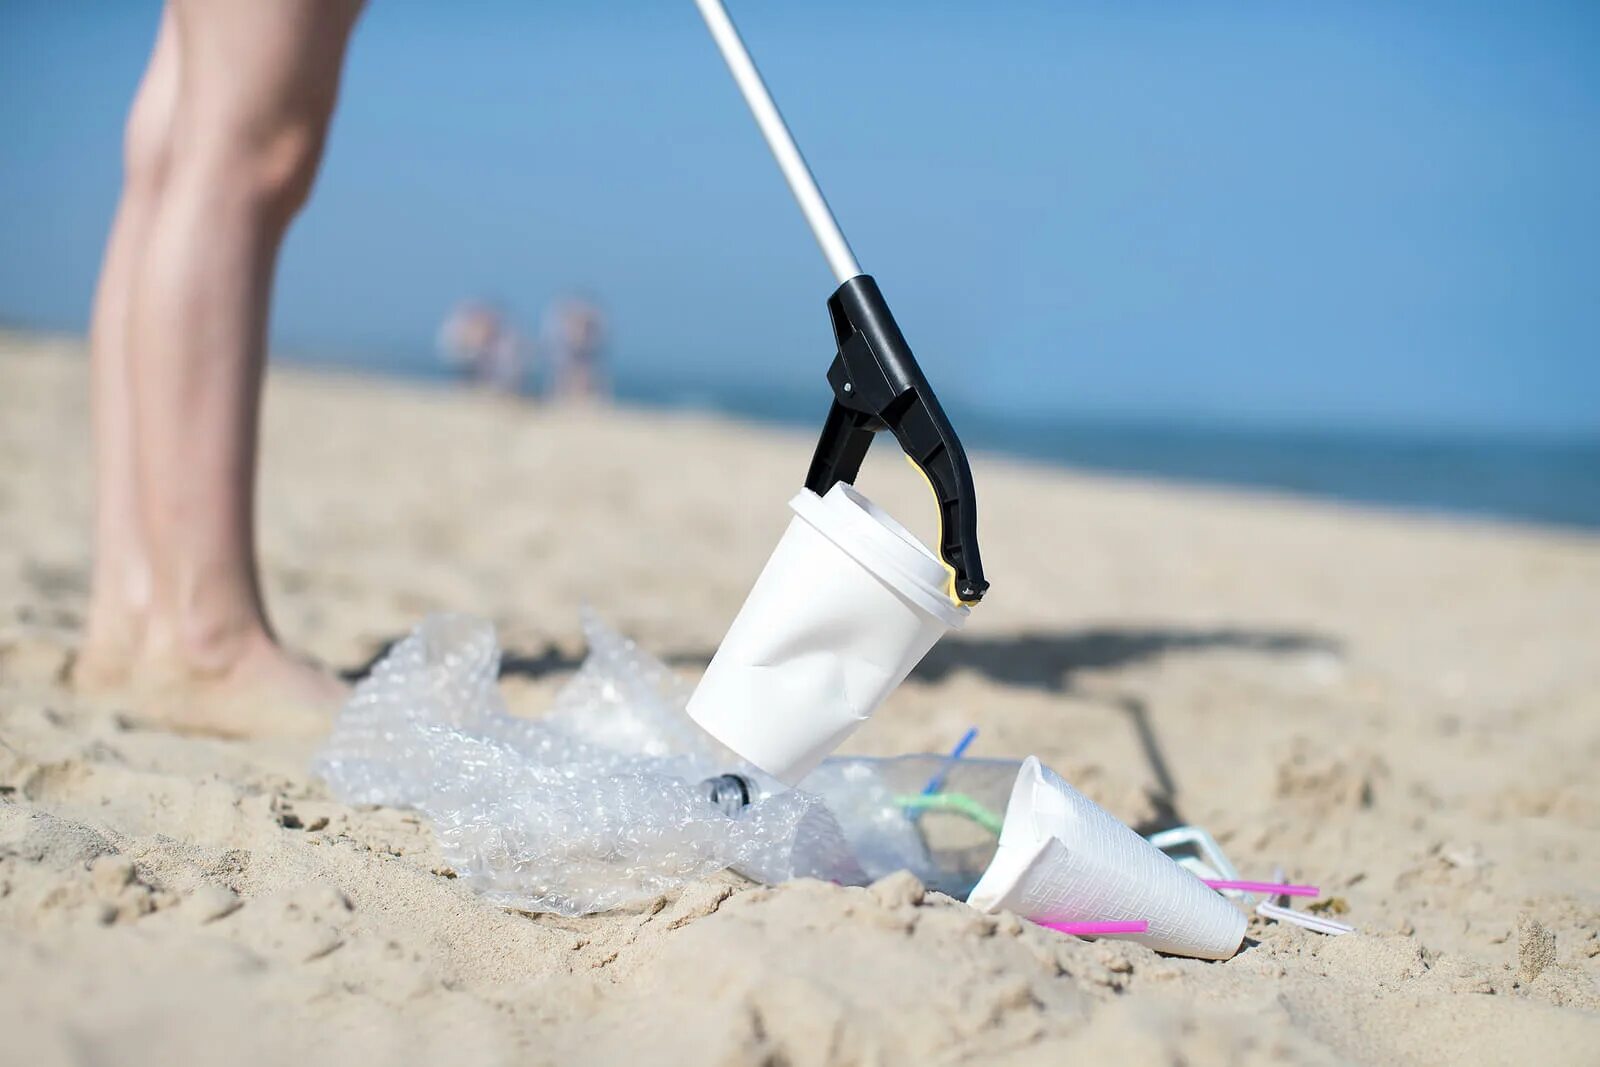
[142,606,272,682]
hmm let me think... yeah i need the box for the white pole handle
[693,0,863,286]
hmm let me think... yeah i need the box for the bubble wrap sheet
[313,613,870,915]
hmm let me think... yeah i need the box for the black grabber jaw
[803,275,990,606]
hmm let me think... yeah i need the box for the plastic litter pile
[314,613,1350,954]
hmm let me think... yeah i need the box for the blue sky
[2,0,1597,435]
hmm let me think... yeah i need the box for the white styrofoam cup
[967,757,1247,960]
[687,482,969,785]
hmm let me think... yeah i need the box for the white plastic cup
[967,757,1247,960]
[688,482,969,785]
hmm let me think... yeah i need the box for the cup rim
[789,484,969,628]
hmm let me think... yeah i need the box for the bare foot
[139,633,348,739]
[75,622,346,739]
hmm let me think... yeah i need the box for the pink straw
[1034,920,1149,936]
[1204,879,1319,897]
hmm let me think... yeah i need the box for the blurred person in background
[541,293,609,404]
[74,0,365,735]
[437,299,533,396]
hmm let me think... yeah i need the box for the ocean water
[969,412,1600,531]
[287,349,1600,532]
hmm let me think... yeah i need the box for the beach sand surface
[2,333,1597,1065]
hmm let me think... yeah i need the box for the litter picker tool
[693,0,989,604]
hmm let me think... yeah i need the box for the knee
[235,118,330,226]
[179,105,334,228]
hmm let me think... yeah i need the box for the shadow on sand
[910,626,1339,695]
[350,623,1338,696]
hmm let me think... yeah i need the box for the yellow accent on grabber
[904,454,979,609]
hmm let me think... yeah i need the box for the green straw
[894,792,1005,836]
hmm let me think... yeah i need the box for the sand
[1,331,1596,1065]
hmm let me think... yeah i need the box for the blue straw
[919,726,978,795]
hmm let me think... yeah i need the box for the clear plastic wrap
[313,613,871,915]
